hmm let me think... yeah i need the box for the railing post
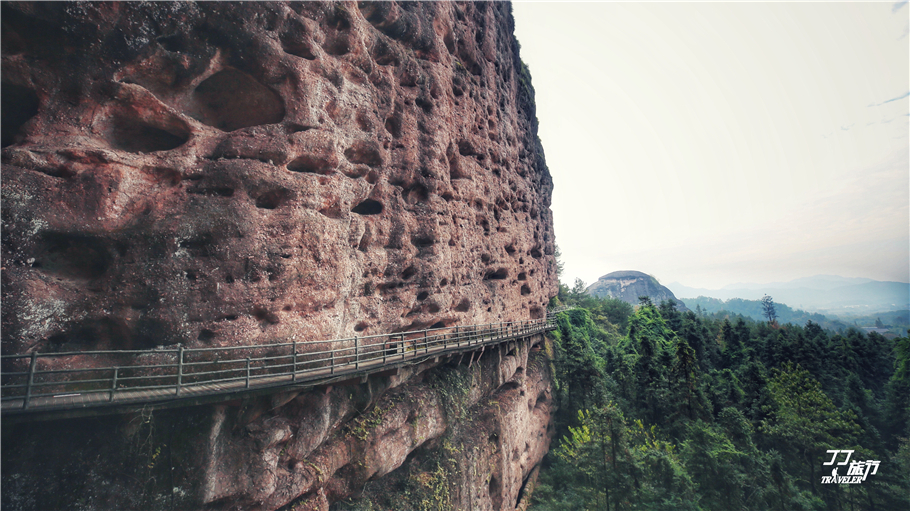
[424,331,428,354]
[23,351,37,409]
[176,345,184,396]
[383,336,387,363]
[292,341,298,382]
[331,346,335,375]
[355,336,359,370]
[401,335,405,361]
[245,357,251,388]
[110,367,119,402]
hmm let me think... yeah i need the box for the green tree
[760,363,861,494]
[554,243,565,280]
[761,295,778,324]
[672,337,703,421]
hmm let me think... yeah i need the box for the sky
[512,2,909,290]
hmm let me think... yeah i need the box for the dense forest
[533,287,910,510]
[681,296,910,337]
[680,296,850,333]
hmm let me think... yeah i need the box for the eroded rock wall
[2,2,557,510]
[1,1,555,357]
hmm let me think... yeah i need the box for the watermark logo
[821,450,880,485]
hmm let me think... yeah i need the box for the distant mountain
[721,275,876,291]
[680,296,849,332]
[587,271,688,310]
[667,275,909,315]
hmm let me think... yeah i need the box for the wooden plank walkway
[2,318,557,419]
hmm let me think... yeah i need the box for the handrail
[1,316,556,414]
[546,306,575,316]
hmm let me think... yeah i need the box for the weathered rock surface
[1,2,557,510]
[586,270,688,310]
[1,1,555,358]
[2,336,554,511]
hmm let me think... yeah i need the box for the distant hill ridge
[667,275,909,315]
[586,270,688,310]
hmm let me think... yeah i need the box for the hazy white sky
[512,2,909,289]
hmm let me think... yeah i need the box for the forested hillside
[681,296,850,332]
[534,290,910,510]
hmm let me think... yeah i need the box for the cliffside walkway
[1,315,560,420]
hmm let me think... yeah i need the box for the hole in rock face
[484,268,508,281]
[354,321,369,332]
[430,321,445,329]
[36,232,113,280]
[191,69,285,131]
[282,37,317,60]
[323,34,350,56]
[287,155,334,174]
[416,291,429,301]
[489,475,502,510]
[443,30,455,54]
[178,233,214,257]
[252,306,280,325]
[255,189,291,209]
[371,37,400,67]
[454,298,471,312]
[384,115,402,138]
[148,167,182,186]
[517,272,527,281]
[411,234,435,248]
[318,204,344,219]
[198,329,216,342]
[322,9,351,55]
[108,116,189,153]
[351,199,383,215]
[1,83,38,147]
[520,284,531,296]
[415,95,433,113]
[535,391,547,408]
[405,184,429,205]
[157,33,190,53]
[343,141,382,166]
[187,186,234,197]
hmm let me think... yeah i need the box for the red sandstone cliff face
[1,2,556,509]
[1,1,555,357]
[197,337,554,510]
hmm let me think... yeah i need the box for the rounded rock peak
[597,270,652,280]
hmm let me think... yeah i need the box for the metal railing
[1,317,555,413]
[546,306,574,316]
